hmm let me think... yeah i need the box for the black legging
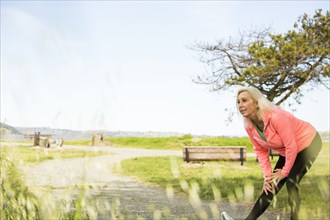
[246,133,322,220]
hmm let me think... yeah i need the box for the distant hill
[1,123,184,140]
[0,123,22,139]
[1,123,329,142]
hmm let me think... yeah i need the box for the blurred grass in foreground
[2,139,328,219]
[119,142,330,219]
[0,147,41,219]
[0,146,117,219]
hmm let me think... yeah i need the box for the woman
[221,87,322,220]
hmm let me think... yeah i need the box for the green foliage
[192,9,330,105]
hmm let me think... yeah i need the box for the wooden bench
[269,149,280,160]
[255,149,280,162]
[183,146,247,165]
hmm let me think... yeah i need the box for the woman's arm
[272,111,298,177]
[246,129,273,178]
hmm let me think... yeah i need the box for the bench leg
[185,148,190,162]
[240,148,244,166]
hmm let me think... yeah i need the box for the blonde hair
[236,87,278,127]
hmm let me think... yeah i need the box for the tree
[191,9,330,105]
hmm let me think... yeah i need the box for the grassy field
[107,135,253,151]
[66,135,254,152]
[2,135,253,154]
[2,137,329,219]
[119,142,330,219]
[4,145,112,163]
[64,139,93,146]
[0,139,33,143]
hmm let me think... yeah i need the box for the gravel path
[20,145,284,219]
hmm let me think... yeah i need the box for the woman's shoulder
[265,108,294,128]
[267,108,292,119]
[244,120,254,132]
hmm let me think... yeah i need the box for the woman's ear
[256,101,260,109]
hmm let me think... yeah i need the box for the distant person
[221,87,322,220]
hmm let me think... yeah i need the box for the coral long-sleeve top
[245,109,316,178]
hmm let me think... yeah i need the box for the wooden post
[33,132,40,146]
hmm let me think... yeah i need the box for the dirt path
[20,145,282,219]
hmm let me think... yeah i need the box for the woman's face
[237,91,259,119]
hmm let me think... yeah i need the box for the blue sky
[1,1,329,136]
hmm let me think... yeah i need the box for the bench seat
[183,146,247,165]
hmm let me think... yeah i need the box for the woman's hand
[271,169,285,186]
[262,176,274,195]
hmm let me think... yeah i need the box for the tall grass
[0,146,113,219]
[1,147,41,219]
